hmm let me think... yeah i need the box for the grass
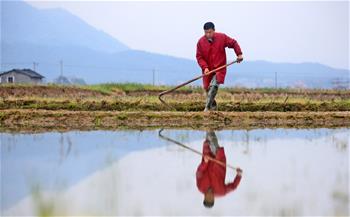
[0,83,349,131]
[83,82,200,94]
[84,82,350,95]
[3,82,349,96]
[0,83,350,112]
[1,95,349,112]
[83,83,350,97]
[221,86,350,95]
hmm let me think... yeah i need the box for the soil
[1,109,349,133]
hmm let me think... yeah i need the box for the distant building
[0,69,45,84]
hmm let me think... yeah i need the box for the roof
[0,69,45,78]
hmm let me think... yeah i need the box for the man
[196,22,243,111]
[196,131,243,208]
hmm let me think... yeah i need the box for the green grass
[84,83,350,95]
[1,83,349,112]
[1,82,349,96]
[83,82,201,94]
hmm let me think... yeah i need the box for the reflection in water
[196,131,242,208]
[1,128,349,216]
[159,130,243,209]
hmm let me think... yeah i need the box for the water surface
[1,128,349,216]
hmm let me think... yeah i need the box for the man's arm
[196,42,209,73]
[224,34,243,63]
[225,168,242,193]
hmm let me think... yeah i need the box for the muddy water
[1,128,348,216]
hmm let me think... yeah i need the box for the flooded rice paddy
[1,128,349,216]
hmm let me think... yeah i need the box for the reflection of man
[196,131,242,208]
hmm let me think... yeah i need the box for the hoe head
[158,93,176,111]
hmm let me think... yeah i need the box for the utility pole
[33,62,38,71]
[152,68,155,86]
[60,60,63,76]
[274,72,277,88]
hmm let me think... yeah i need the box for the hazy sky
[25,0,349,70]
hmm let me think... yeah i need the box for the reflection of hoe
[158,60,238,110]
[158,129,241,172]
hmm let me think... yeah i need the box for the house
[0,69,45,84]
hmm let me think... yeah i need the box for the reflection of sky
[1,130,165,211]
[1,128,349,215]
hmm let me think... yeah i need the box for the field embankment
[0,83,349,132]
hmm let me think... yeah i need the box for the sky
[24,0,349,70]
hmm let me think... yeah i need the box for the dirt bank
[1,109,349,133]
[0,85,107,98]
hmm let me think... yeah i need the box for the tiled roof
[0,69,45,78]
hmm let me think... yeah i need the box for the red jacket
[196,140,242,197]
[196,32,242,90]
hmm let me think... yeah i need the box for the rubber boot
[206,131,219,155]
[205,84,218,111]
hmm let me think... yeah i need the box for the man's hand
[237,55,243,63]
[204,155,210,163]
[236,167,243,176]
[204,68,210,75]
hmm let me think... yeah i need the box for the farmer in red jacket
[196,131,242,208]
[196,22,243,111]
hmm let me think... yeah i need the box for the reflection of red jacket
[196,140,241,196]
[196,32,242,90]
